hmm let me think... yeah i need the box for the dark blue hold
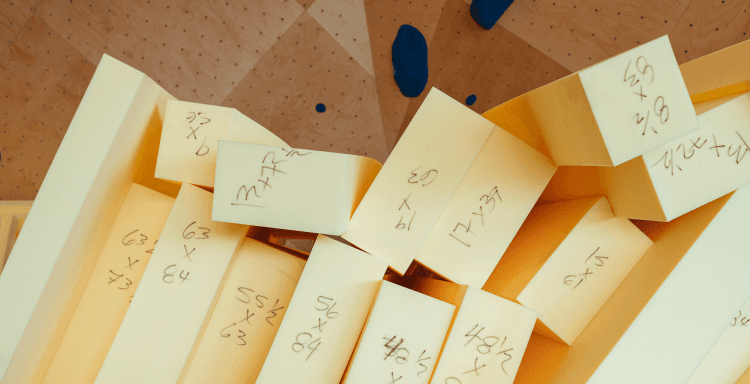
[392,24,428,98]
[316,103,326,113]
[470,0,513,30]
[466,94,477,106]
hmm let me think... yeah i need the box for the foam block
[342,280,455,384]
[181,238,306,384]
[0,55,175,384]
[603,93,750,221]
[587,186,750,383]
[94,184,248,384]
[686,297,750,384]
[484,197,652,345]
[42,183,174,384]
[343,88,555,284]
[213,141,382,235]
[255,235,387,384]
[155,100,287,188]
[414,125,555,286]
[431,286,537,384]
[483,35,698,166]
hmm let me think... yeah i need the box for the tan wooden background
[1,0,749,200]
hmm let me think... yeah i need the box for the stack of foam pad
[2,34,750,384]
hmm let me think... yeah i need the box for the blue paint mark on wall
[470,0,513,30]
[316,103,326,113]
[392,24,428,98]
[466,94,477,106]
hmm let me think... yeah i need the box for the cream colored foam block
[213,141,382,235]
[255,235,387,384]
[155,100,287,188]
[484,197,652,345]
[431,286,537,384]
[578,35,698,165]
[604,93,750,221]
[686,297,750,384]
[182,238,306,384]
[0,55,175,384]
[342,280,454,384]
[343,88,554,275]
[483,35,698,166]
[41,183,174,384]
[588,185,750,383]
[343,89,494,273]
[95,184,248,384]
[414,126,555,287]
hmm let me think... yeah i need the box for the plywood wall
[2,0,749,199]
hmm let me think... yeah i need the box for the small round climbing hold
[392,24,428,98]
[316,103,326,113]
[470,0,514,30]
[466,94,477,106]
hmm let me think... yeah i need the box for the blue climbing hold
[470,0,513,30]
[316,103,326,113]
[466,94,477,106]
[392,24,428,98]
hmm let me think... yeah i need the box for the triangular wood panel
[364,0,448,150]
[221,13,389,162]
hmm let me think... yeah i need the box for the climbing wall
[2,0,750,200]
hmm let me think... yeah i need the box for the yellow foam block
[255,235,387,384]
[213,141,382,235]
[483,35,698,166]
[587,186,750,383]
[505,193,730,383]
[603,93,750,221]
[341,280,454,384]
[182,238,306,384]
[95,184,248,384]
[414,126,555,286]
[41,183,174,384]
[0,55,175,384]
[685,297,750,384]
[484,197,652,345]
[526,39,750,210]
[155,100,287,188]
[431,286,537,384]
[343,88,554,277]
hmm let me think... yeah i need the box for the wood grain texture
[397,0,570,141]
[364,0,447,150]
[670,0,750,64]
[0,16,95,200]
[30,0,304,104]
[498,0,691,72]
[0,1,32,56]
[309,0,375,78]
[222,13,389,162]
